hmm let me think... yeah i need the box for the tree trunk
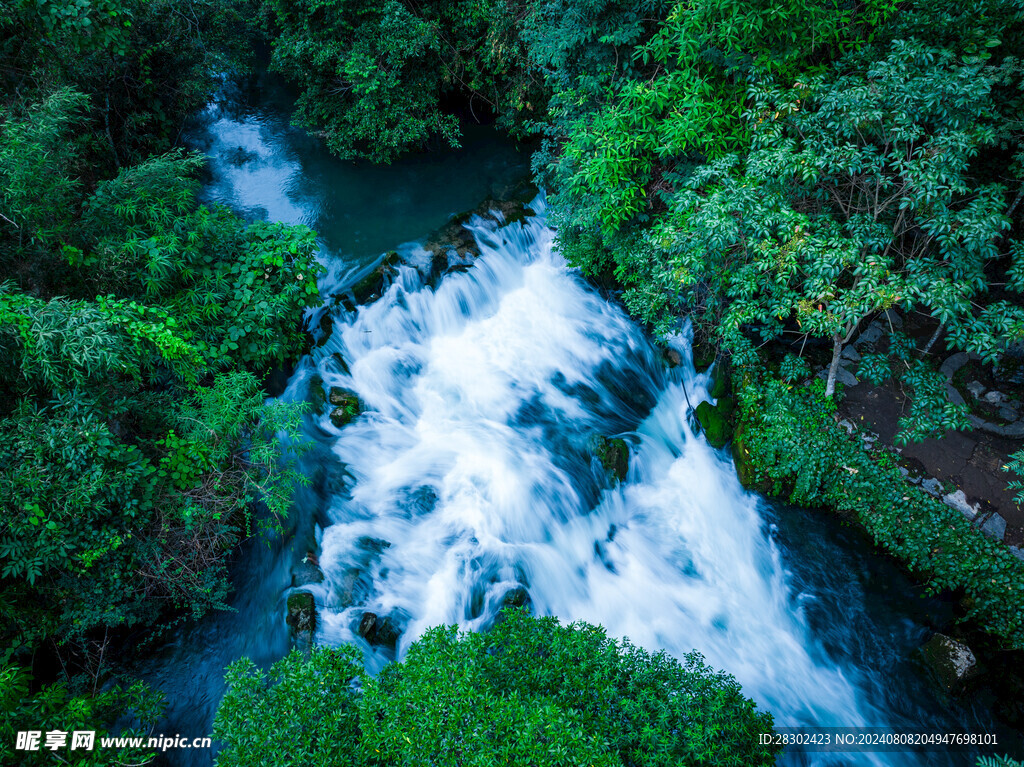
[825,333,843,397]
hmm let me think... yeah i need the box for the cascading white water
[296,198,901,762]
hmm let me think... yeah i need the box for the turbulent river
[135,69,1015,766]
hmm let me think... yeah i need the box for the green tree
[260,0,538,162]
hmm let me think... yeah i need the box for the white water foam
[302,200,891,763]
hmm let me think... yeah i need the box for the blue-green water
[187,68,532,270]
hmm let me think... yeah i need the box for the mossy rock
[594,436,629,483]
[709,358,732,399]
[502,585,532,611]
[695,398,735,448]
[286,591,316,632]
[423,186,540,265]
[329,352,351,376]
[328,387,361,427]
[351,251,402,304]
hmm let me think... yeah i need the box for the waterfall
[300,200,895,762]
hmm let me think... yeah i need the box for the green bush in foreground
[735,371,1024,648]
[214,611,779,766]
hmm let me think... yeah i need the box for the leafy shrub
[0,664,162,767]
[215,610,779,766]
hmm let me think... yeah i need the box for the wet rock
[291,558,325,588]
[328,352,351,376]
[337,568,370,609]
[328,388,361,428]
[980,512,1007,541]
[984,390,1007,406]
[695,397,736,449]
[430,250,450,280]
[664,347,683,368]
[356,536,392,554]
[692,343,716,372]
[287,591,317,632]
[502,585,532,611]
[314,310,334,348]
[423,190,539,265]
[942,490,978,522]
[592,436,629,482]
[919,634,977,694]
[709,358,732,399]
[966,380,986,399]
[358,611,402,651]
[351,251,402,304]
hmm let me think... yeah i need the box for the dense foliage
[214,610,779,766]
[0,0,321,739]
[542,0,1022,399]
[734,371,1024,647]
[0,95,323,661]
[0,664,163,766]
[259,0,541,161]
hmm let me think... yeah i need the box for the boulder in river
[291,554,325,588]
[358,611,402,652]
[309,375,327,412]
[351,251,402,305]
[337,567,370,610]
[919,633,977,694]
[329,388,361,428]
[592,435,629,483]
[286,591,317,632]
[423,181,540,268]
